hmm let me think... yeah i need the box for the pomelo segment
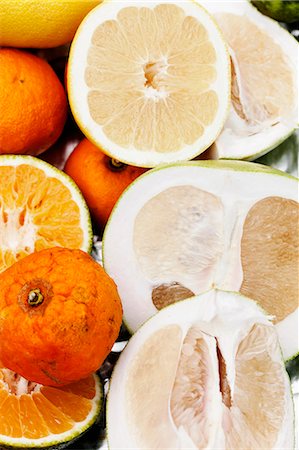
[0,368,102,448]
[201,0,298,160]
[0,155,92,273]
[103,160,299,360]
[107,290,294,449]
[68,1,230,167]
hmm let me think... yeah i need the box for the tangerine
[0,247,122,386]
[0,48,67,155]
[64,138,146,231]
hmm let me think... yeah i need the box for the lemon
[0,0,101,48]
[68,1,230,167]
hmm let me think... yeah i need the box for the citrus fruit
[107,290,294,449]
[0,1,101,48]
[251,0,299,23]
[201,0,298,160]
[0,49,68,156]
[0,367,102,449]
[68,1,230,167]
[64,138,146,231]
[0,155,92,273]
[0,247,123,386]
[103,160,299,360]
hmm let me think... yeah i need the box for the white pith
[103,162,298,360]
[200,0,298,160]
[0,373,102,447]
[0,155,92,258]
[68,0,231,167]
[107,291,294,449]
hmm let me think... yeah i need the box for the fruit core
[1,368,40,395]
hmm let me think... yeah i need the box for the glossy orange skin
[0,247,122,386]
[64,139,146,231]
[0,48,67,155]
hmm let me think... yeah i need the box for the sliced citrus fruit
[0,367,102,448]
[0,155,92,273]
[201,0,298,160]
[68,1,230,167]
[107,290,294,449]
[103,160,299,360]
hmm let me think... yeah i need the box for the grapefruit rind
[0,373,102,449]
[102,160,299,360]
[67,0,231,167]
[0,155,93,255]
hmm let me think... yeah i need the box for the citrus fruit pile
[0,0,298,449]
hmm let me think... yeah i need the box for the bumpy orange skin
[0,48,67,155]
[0,247,122,386]
[64,139,146,231]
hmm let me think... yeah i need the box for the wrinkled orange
[64,138,146,231]
[0,48,67,155]
[0,247,122,386]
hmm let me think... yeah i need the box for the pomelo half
[0,368,102,448]
[0,155,92,273]
[103,160,299,360]
[68,1,230,167]
[201,0,298,160]
[107,290,294,449]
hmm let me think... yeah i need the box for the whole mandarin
[0,48,67,155]
[64,139,146,231]
[0,247,122,386]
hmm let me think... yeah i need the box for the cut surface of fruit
[68,1,230,167]
[201,0,298,160]
[0,368,102,448]
[107,291,294,449]
[0,155,92,273]
[103,160,299,360]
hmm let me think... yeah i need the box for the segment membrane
[240,196,299,323]
[215,13,295,127]
[133,186,224,295]
[227,324,285,450]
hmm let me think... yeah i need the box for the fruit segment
[240,197,299,323]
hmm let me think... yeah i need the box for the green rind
[0,154,93,254]
[251,0,299,23]
[218,127,297,163]
[0,375,103,450]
